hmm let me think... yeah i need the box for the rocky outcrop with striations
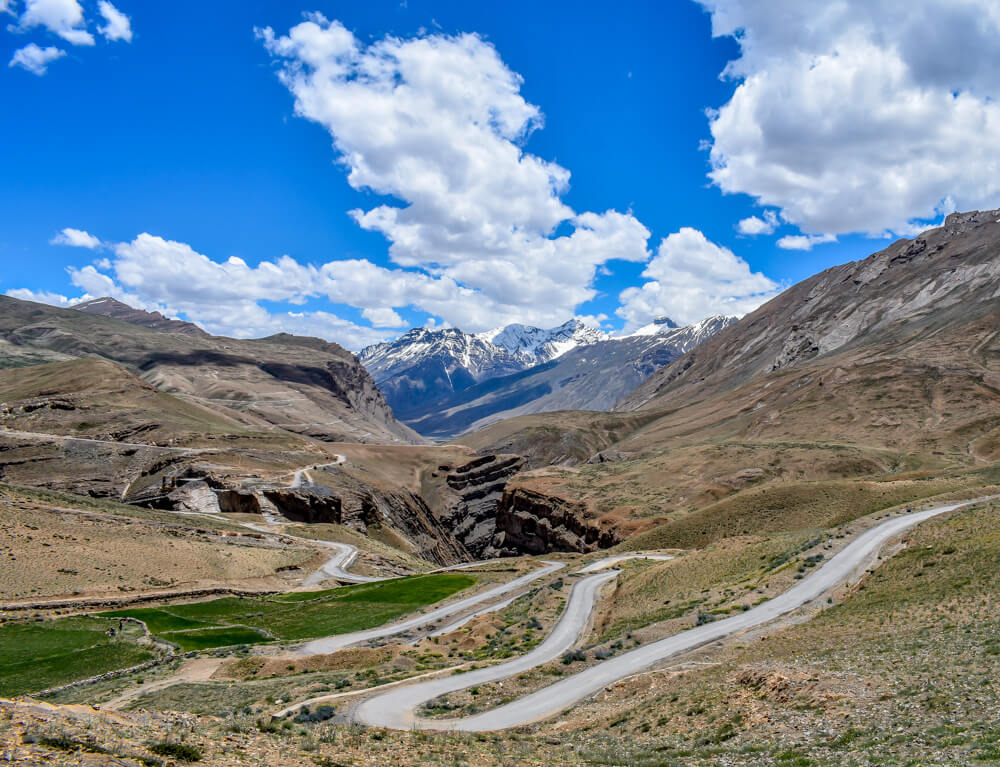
[490,486,619,555]
[437,454,526,557]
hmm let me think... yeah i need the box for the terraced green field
[0,617,153,697]
[101,573,476,651]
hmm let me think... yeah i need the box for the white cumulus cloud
[17,0,94,45]
[5,288,79,306]
[362,307,405,328]
[776,233,837,251]
[700,0,1000,238]
[96,0,130,42]
[737,210,778,236]
[50,227,102,248]
[56,233,409,349]
[258,15,650,332]
[8,42,64,74]
[617,227,780,329]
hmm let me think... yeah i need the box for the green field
[0,617,154,697]
[101,572,476,651]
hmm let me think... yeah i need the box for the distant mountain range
[361,315,736,438]
[359,319,607,419]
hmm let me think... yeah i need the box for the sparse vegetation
[148,741,202,761]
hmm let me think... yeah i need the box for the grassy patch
[623,472,993,550]
[0,616,153,696]
[148,741,202,761]
[104,607,209,633]
[160,626,271,652]
[101,573,475,650]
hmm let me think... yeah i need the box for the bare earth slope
[0,294,421,445]
[461,211,1000,549]
[620,208,1000,413]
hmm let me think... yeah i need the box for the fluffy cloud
[50,227,102,248]
[776,233,837,251]
[258,16,650,331]
[5,288,78,306]
[617,227,780,328]
[8,42,63,74]
[96,0,130,42]
[52,233,415,349]
[700,0,1000,238]
[17,0,93,45]
[737,210,778,236]
[362,307,405,328]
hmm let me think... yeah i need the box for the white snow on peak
[622,316,680,338]
[478,319,608,361]
[359,314,739,396]
[360,318,612,384]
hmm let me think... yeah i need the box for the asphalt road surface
[351,500,976,731]
[576,553,674,572]
[301,540,381,586]
[351,568,620,729]
[296,560,566,655]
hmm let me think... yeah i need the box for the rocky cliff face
[436,454,526,557]
[262,475,469,565]
[491,486,619,555]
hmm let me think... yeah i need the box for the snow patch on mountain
[624,315,739,353]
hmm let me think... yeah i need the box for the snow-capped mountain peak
[623,316,680,338]
[359,314,739,429]
[359,319,612,419]
[478,319,609,361]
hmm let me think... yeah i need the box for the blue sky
[3,1,999,349]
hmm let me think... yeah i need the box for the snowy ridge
[359,315,738,429]
[624,315,738,353]
[401,314,740,438]
[360,319,610,387]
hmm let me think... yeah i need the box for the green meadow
[101,572,476,651]
[0,617,153,697]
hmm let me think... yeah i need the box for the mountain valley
[2,212,1000,766]
[361,315,736,438]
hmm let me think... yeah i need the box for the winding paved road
[296,560,566,655]
[576,553,673,572]
[352,568,619,729]
[301,540,381,586]
[291,456,345,488]
[351,499,978,731]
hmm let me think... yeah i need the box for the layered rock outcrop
[437,454,526,557]
[263,473,469,566]
[491,486,619,555]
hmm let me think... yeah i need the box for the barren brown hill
[73,296,209,336]
[0,294,421,445]
[620,208,1000,413]
[462,211,1000,549]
